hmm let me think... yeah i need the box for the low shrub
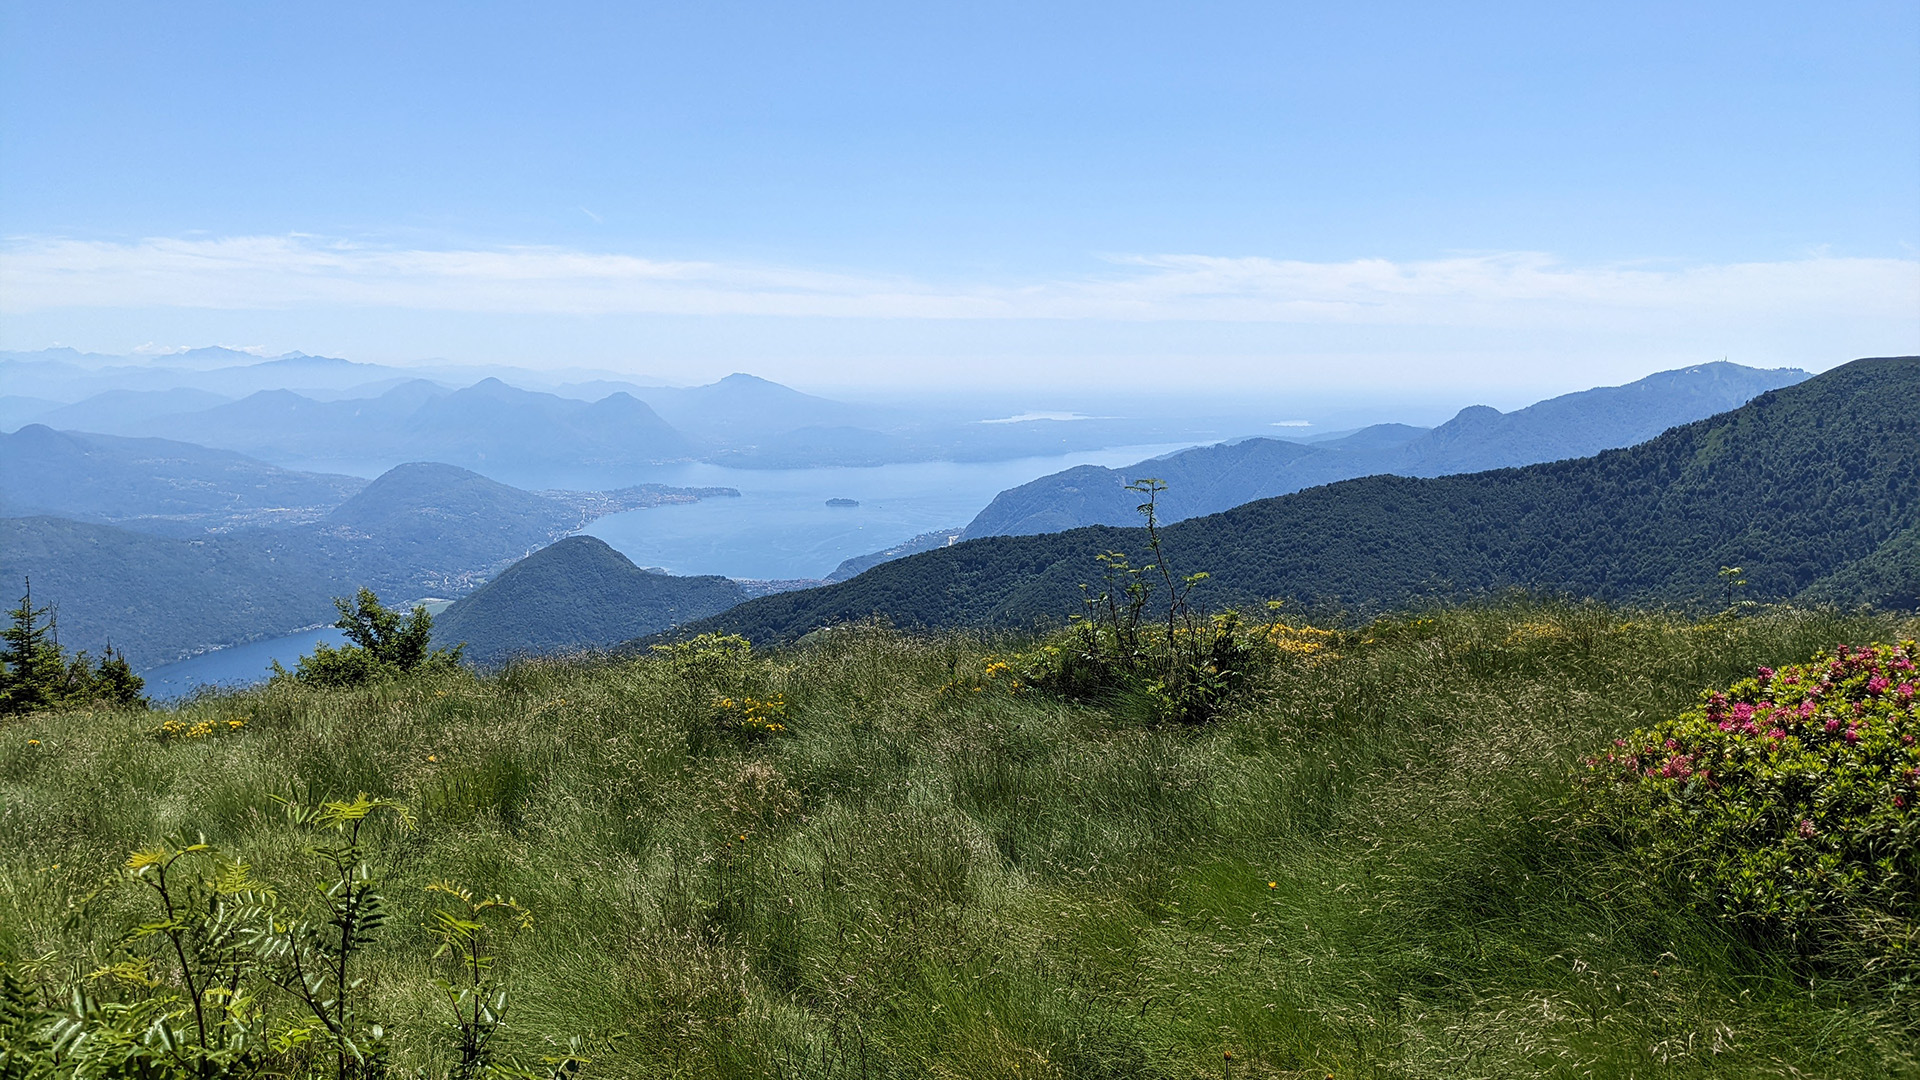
[1579,641,1920,965]
[988,480,1280,725]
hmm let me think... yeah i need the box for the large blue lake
[577,442,1194,580]
[139,442,1196,699]
[142,627,348,702]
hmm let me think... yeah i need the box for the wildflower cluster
[937,657,1027,699]
[1578,641,1919,953]
[1265,621,1340,662]
[712,694,790,738]
[157,713,248,741]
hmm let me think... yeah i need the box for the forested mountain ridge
[964,361,1808,537]
[663,357,1918,644]
[432,536,747,665]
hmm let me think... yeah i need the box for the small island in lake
[826,498,860,508]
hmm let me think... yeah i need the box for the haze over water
[580,442,1196,580]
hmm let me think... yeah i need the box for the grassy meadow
[3,601,1918,1078]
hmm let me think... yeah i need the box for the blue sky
[2,1,1916,396]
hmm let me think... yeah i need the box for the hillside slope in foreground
[681,356,1919,644]
[3,603,1915,1077]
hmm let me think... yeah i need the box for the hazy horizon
[2,339,1828,428]
[3,3,1915,395]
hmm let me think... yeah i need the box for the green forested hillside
[676,356,1919,644]
[433,536,746,664]
[0,425,365,530]
[321,462,587,585]
[1799,517,1920,611]
[0,516,336,669]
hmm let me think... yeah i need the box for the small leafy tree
[277,589,463,688]
[265,794,413,1078]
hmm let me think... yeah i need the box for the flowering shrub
[712,694,789,738]
[1579,642,1919,955]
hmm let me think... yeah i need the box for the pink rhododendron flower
[1867,675,1890,695]
[1798,820,1817,838]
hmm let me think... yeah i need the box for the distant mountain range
[5,370,922,473]
[0,425,366,531]
[0,456,736,668]
[0,348,417,401]
[58,378,694,474]
[964,362,1810,537]
[659,357,1919,645]
[0,349,1281,471]
[432,536,747,665]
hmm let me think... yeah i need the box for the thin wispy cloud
[2,235,1916,334]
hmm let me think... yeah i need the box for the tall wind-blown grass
[2,600,1916,1077]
